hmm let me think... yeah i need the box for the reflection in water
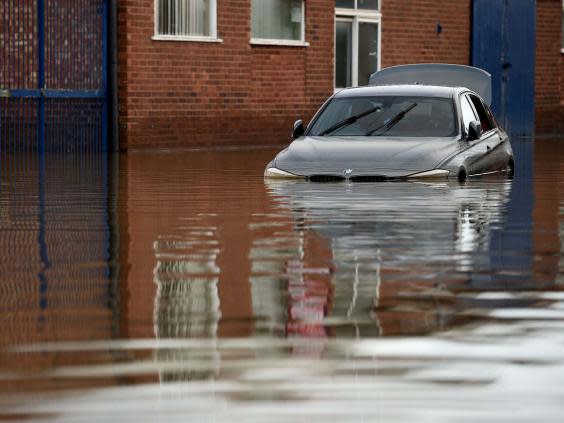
[560,221,564,284]
[1,140,564,422]
[153,219,221,381]
[263,179,514,337]
[0,154,117,348]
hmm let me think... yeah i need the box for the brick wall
[118,0,334,149]
[118,0,563,149]
[381,0,471,68]
[536,0,563,134]
[118,0,474,150]
[560,0,564,134]
[118,150,278,339]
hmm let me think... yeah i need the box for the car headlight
[407,169,450,179]
[264,167,304,179]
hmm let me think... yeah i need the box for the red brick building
[117,0,564,150]
[536,0,564,134]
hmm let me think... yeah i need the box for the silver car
[265,64,514,182]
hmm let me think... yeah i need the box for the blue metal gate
[473,1,536,286]
[472,0,536,137]
[0,0,108,154]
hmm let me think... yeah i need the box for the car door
[467,94,507,174]
[459,93,503,175]
[458,93,485,175]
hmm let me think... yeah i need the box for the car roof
[334,84,467,100]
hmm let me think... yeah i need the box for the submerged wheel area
[457,167,468,182]
[507,159,515,178]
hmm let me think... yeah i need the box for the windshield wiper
[365,102,418,136]
[320,106,381,136]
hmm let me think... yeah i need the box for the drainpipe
[109,0,119,151]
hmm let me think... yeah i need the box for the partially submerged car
[265,64,514,182]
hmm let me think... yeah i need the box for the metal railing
[0,0,108,155]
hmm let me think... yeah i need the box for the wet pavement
[0,139,563,422]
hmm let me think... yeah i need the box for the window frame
[468,94,496,135]
[250,0,309,47]
[152,0,222,43]
[334,1,382,90]
[336,0,381,12]
[459,93,479,137]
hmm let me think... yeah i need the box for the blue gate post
[472,0,536,137]
[37,0,45,155]
[472,0,535,288]
[37,0,49,314]
[500,0,508,130]
[504,0,536,137]
[102,0,109,152]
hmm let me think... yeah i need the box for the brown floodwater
[1,139,563,422]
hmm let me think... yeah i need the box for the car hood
[274,136,461,178]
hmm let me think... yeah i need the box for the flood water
[1,139,563,422]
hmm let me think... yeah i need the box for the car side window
[484,104,499,130]
[468,95,494,132]
[460,95,477,135]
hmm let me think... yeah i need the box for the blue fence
[0,0,108,154]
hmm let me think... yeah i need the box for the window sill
[250,38,309,47]
[152,35,223,43]
[335,7,381,19]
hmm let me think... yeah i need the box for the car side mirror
[467,120,482,141]
[292,119,305,140]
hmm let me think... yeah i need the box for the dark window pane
[159,0,168,35]
[335,21,352,88]
[469,95,494,132]
[562,9,564,49]
[336,0,355,8]
[358,0,379,10]
[357,22,378,86]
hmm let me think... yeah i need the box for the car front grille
[308,174,397,183]
[308,175,346,182]
[350,175,391,182]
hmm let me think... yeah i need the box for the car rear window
[309,96,457,138]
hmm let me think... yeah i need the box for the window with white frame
[154,0,218,41]
[251,0,306,45]
[335,0,381,88]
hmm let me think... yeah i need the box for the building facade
[117,0,564,150]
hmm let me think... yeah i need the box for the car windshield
[309,96,457,137]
